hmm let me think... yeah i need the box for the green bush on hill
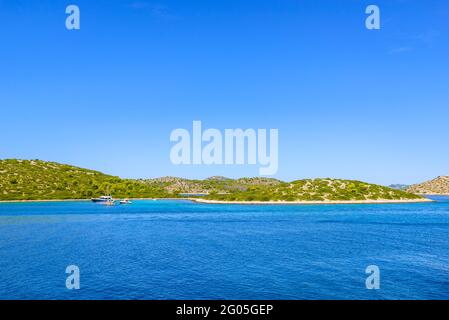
[203,178,424,202]
[0,159,424,202]
[0,159,171,200]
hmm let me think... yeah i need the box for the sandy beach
[190,198,434,205]
[0,197,434,205]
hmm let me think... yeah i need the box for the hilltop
[407,176,449,195]
[0,159,426,202]
[202,178,424,202]
[0,159,169,200]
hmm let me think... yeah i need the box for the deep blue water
[0,197,448,300]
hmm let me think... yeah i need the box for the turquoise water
[0,197,448,300]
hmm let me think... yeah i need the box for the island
[406,176,449,195]
[0,159,431,204]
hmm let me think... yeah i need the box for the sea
[0,196,448,300]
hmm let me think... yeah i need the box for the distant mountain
[407,176,449,195]
[139,176,282,194]
[388,184,409,191]
[206,176,232,181]
[0,159,425,202]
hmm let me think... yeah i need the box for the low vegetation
[203,178,423,202]
[0,159,169,200]
[0,159,424,202]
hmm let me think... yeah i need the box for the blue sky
[0,0,448,185]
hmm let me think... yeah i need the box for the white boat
[119,199,132,204]
[104,199,116,206]
[91,195,113,203]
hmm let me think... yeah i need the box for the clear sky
[0,0,448,185]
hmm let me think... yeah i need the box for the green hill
[203,178,424,202]
[0,159,169,200]
[0,159,425,202]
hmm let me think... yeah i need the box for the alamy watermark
[66,5,80,30]
[62,263,380,291]
[170,121,279,175]
[365,265,380,290]
[66,265,80,290]
[64,4,379,31]
[365,5,381,30]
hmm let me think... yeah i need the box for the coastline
[189,198,434,205]
[0,197,436,205]
[0,199,91,203]
[0,198,180,204]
